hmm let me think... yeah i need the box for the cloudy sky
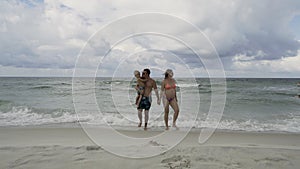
[1,0,300,77]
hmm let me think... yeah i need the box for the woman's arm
[174,79,178,102]
[159,80,165,104]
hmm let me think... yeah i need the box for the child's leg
[136,94,142,107]
[135,95,139,105]
[136,90,144,106]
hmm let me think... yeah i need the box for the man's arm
[138,78,147,82]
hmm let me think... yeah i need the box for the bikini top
[165,83,176,90]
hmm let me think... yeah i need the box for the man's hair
[143,68,151,75]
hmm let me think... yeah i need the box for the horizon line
[0,76,300,79]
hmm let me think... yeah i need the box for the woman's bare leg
[164,101,170,130]
[170,99,179,128]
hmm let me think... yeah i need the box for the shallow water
[0,77,300,133]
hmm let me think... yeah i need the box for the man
[137,68,160,130]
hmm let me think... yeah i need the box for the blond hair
[134,70,140,76]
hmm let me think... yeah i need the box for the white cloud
[0,0,300,77]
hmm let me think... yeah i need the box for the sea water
[0,77,300,133]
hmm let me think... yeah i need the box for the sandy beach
[1,0,300,168]
[1,126,300,169]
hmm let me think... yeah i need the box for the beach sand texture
[1,127,300,169]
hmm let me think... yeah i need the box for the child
[134,70,147,107]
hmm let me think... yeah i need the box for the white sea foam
[0,106,92,126]
[177,83,199,88]
[1,106,300,133]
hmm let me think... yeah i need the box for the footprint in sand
[86,146,103,151]
[161,155,191,169]
[149,140,165,147]
[254,157,292,167]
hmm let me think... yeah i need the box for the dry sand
[0,127,300,169]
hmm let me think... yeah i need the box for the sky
[1,0,300,78]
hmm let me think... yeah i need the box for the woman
[159,69,179,130]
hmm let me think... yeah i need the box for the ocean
[0,77,300,133]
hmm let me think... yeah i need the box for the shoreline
[1,123,300,135]
[1,126,300,148]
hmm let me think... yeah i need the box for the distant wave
[0,100,12,106]
[53,82,71,86]
[29,85,53,89]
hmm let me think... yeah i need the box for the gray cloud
[0,0,300,77]
[190,0,300,60]
[0,1,96,69]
